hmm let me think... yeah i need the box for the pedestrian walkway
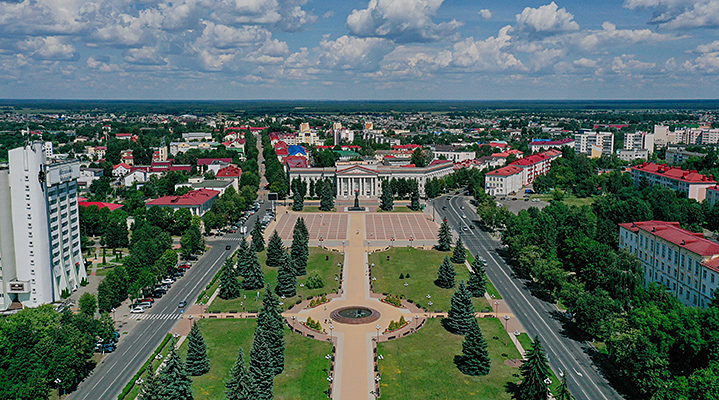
[128,313,185,321]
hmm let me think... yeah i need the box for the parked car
[225,245,231,250]
[178,300,187,308]
[140,298,154,303]
[178,264,191,269]
[138,301,152,308]
[130,306,145,313]
[173,271,184,278]
[161,278,174,285]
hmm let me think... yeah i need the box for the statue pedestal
[345,206,368,212]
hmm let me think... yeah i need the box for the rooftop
[78,201,124,211]
[486,165,523,177]
[147,189,219,206]
[529,137,575,146]
[619,221,719,258]
[631,163,716,184]
[197,158,232,165]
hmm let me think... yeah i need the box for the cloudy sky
[1,0,718,100]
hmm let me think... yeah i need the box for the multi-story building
[431,145,475,162]
[296,131,321,146]
[527,138,574,153]
[624,131,655,153]
[0,142,87,310]
[484,150,562,196]
[574,131,614,157]
[618,220,719,308]
[617,148,649,162]
[182,131,213,141]
[665,146,706,165]
[630,162,716,201]
[707,185,719,207]
[146,189,219,216]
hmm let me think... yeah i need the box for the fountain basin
[330,306,381,324]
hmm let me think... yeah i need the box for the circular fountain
[330,306,381,324]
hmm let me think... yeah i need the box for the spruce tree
[242,250,265,290]
[291,218,309,276]
[257,285,285,376]
[138,363,163,400]
[276,251,297,298]
[435,256,456,289]
[457,319,490,376]
[445,281,475,334]
[380,179,394,211]
[251,220,265,252]
[296,216,309,239]
[309,179,315,198]
[319,180,334,211]
[409,187,420,211]
[236,237,250,276]
[518,337,551,400]
[265,230,284,268]
[219,260,241,300]
[467,255,487,298]
[249,330,274,400]
[451,236,467,264]
[186,322,210,376]
[556,370,574,400]
[158,343,194,400]
[292,190,304,211]
[437,218,452,251]
[225,347,255,400]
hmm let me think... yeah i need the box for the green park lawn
[378,206,418,212]
[369,247,490,312]
[377,318,522,399]
[530,194,595,207]
[298,206,336,212]
[209,247,343,312]
[179,319,332,400]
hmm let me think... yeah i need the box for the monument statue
[354,190,360,208]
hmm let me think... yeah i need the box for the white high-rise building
[574,131,614,157]
[0,142,86,310]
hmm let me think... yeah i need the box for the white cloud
[316,35,394,71]
[611,54,656,74]
[346,0,462,42]
[696,41,719,53]
[574,57,599,68]
[514,2,579,37]
[123,47,167,65]
[623,0,719,30]
[578,21,675,51]
[479,9,492,20]
[323,11,335,18]
[19,37,79,61]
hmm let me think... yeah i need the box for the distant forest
[2,99,719,116]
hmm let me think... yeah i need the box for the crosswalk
[210,237,245,242]
[130,313,185,320]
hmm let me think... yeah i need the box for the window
[703,284,706,294]
[704,270,708,279]
[712,273,716,284]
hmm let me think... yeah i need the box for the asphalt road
[435,194,624,400]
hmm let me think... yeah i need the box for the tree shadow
[505,381,521,400]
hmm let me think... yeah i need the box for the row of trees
[261,132,289,198]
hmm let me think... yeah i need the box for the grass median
[178,319,332,400]
[369,247,490,312]
[377,318,522,399]
[209,247,343,312]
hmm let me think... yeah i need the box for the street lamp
[342,240,345,254]
[291,315,296,328]
[329,324,334,341]
[376,324,381,342]
[390,236,395,247]
[325,354,332,376]
[494,300,499,318]
[319,235,324,248]
[409,235,414,247]
[503,315,511,346]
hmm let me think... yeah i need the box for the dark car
[187,255,198,261]
[442,206,447,210]
[178,300,187,308]
[153,291,164,298]
[226,245,231,250]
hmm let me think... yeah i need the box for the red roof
[488,142,508,149]
[276,148,289,156]
[79,201,124,211]
[284,156,308,168]
[402,163,417,167]
[113,163,131,170]
[216,165,242,177]
[317,145,333,149]
[704,258,719,274]
[706,185,719,192]
[169,165,192,172]
[197,158,232,166]
[529,138,574,146]
[147,189,219,207]
[274,141,288,150]
[392,144,421,150]
[116,133,131,137]
[619,221,719,257]
[486,165,523,177]
[428,159,453,166]
[492,150,523,158]
[631,163,716,184]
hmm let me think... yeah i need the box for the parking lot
[494,195,549,214]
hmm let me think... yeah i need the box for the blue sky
[1,0,718,100]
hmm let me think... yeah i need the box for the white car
[161,278,174,284]
[130,306,145,314]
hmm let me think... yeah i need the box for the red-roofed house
[197,158,232,166]
[116,133,132,140]
[113,163,132,177]
[216,165,242,191]
[618,220,719,308]
[484,165,524,196]
[283,155,308,169]
[146,189,219,216]
[630,162,716,201]
[78,201,124,211]
[512,149,561,185]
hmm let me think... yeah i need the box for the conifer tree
[225,347,254,400]
[319,180,334,211]
[457,319,490,376]
[186,322,210,376]
[437,218,452,251]
[292,190,304,211]
[451,236,467,264]
[265,230,284,267]
[556,370,574,400]
[138,363,163,400]
[276,251,297,298]
[435,255,456,289]
[380,179,394,211]
[257,285,285,376]
[409,186,420,211]
[445,281,475,334]
[296,216,309,239]
[518,337,551,400]
[291,218,309,276]
[467,255,487,298]
[251,220,265,252]
[242,250,265,290]
[236,237,250,276]
[219,259,241,300]
[249,330,274,400]
[158,343,194,400]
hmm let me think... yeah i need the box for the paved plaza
[364,213,437,241]
[273,213,349,240]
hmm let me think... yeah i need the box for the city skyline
[1,0,719,100]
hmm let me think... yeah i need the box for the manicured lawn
[369,247,490,312]
[530,194,595,207]
[179,319,332,400]
[299,206,335,212]
[378,206,418,212]
[95,266,114,276]
[377,318,522,400]
[209,247,343,312]
[122,334,175,400]
[467,253,502,300]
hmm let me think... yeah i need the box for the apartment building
[618,221,719,308]
[484,150,562,196]
[630,162,716,201]
[0,143,87,310]
[707,185,719,207]
[618,148,649,162]
[665,146,706,165]
[431,145,475,162]
[574,131,614,157]
[528,137,574,153]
